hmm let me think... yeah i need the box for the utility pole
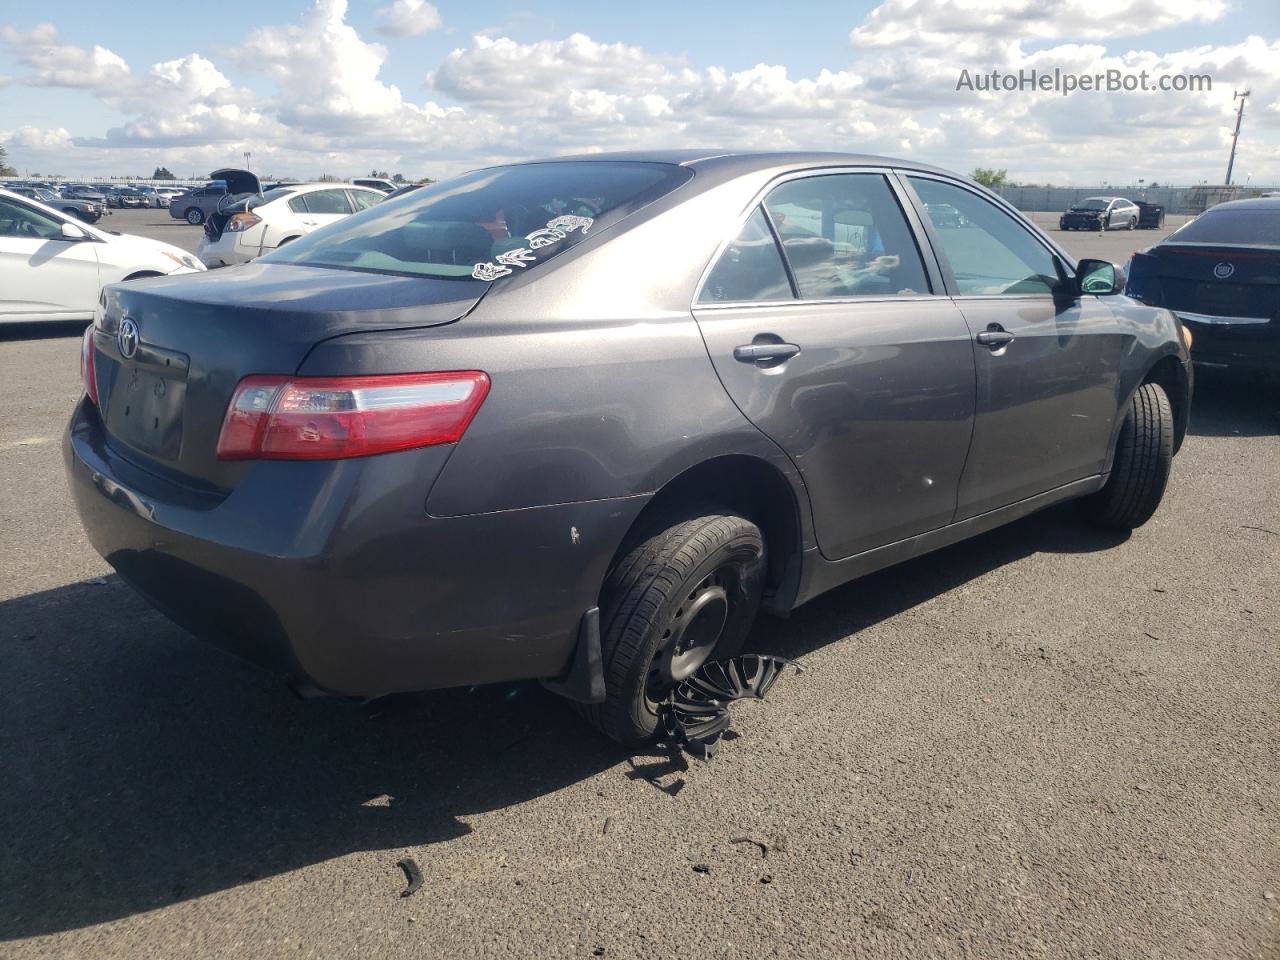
[243,151,252,172]
[1225,90,1249,185]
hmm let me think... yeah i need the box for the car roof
[508,149,959,179]
[1205,196,1280,212]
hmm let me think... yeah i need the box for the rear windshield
[1168,208,1280,246]
[260,161,693,281]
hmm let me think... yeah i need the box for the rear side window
[763,174,931,299]
[288,195,308,214]
[262,161,693,280]
[699,207,794,304]
[1168,209,1280,246]
[305,190,354,215]
[349,190,382,212]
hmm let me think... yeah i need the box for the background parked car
[8,186,102,224]
[113,187,149,209]
[1126,195,1279,375]
[352,177,397,193]
[197,178,385,267]
[0,187,204,324]
[168,181,228,224]
[63,184,111,214]
[1060,196,1140,230]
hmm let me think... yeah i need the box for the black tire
[1086,382,1174,530]
[581,507,766,746]
[1128,216,1137,230]
[184,207,204,225]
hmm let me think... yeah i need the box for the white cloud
[376,0,442,38]
[851,0,1229,48]
[0,0,1276,185]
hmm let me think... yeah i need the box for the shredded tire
[580,507,765,746]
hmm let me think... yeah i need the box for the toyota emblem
[1213,262,1235,280]
[117,317,140,359]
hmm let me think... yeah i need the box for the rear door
[693,170,977,560]
[297,189,354,233]
[0,195,99,322]
[903,174,1130,518]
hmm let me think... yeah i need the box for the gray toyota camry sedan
[66,150,1192,744]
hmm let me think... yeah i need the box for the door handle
[733,342,801,363]
[975,327,1015,350]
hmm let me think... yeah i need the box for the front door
[693,171,977,560]
[904,175,1130,519]
[0,196,100,322]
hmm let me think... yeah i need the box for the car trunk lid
[94,263,488,493]
[1129,243,1280,321]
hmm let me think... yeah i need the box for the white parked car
[0,187,204,324]
[196,175,385,268]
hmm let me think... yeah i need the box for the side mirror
[1076,258,1124,295]
[60,221,89,241]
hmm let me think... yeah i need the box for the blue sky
[2,0,1278,182]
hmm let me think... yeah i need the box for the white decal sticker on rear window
[470,215,595,282]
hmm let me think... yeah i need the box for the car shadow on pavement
[0,577,622,940]
[0,506,1122,940]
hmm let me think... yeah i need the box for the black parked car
[1135,200,1165,229]
[1060,196,1140,231]
[1127,196,1279,374]
[9,185,102,223]
[67,151,1191,744]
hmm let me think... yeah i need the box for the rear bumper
[64,398,645,697]
[195,233,256,268]
[1181,313,1279,374]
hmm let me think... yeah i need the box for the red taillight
[80,324,99,406]
[226,213,262,233]
[216,372,490,461]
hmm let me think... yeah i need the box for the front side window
[0,196,65,239]
[909,176,1062,296]
[763,174,930,299]
[263,161,693,280]
[698,206,793,304]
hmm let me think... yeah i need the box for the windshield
[1168,208,1280,246]
[261,161,693,280]
[1072,198,1110,211]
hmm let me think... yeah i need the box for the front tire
[582,508,766,746]
[184,207,204,225]
[1085,382,1174,531]
[1128,216,1137,230]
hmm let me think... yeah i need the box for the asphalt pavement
[0,211,1276,959]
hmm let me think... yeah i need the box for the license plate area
[105,367,187,460]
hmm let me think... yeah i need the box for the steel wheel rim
[645,572,731,712]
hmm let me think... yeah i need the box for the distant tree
[151,166,176,180]
[970,168,1009,189]
[318,173,340,182]
[392,173,406,184]
[0,144,16,178]
[369,169,391,179]
[1148,181,1160,188]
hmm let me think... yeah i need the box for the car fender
[1096,298,1190,471]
